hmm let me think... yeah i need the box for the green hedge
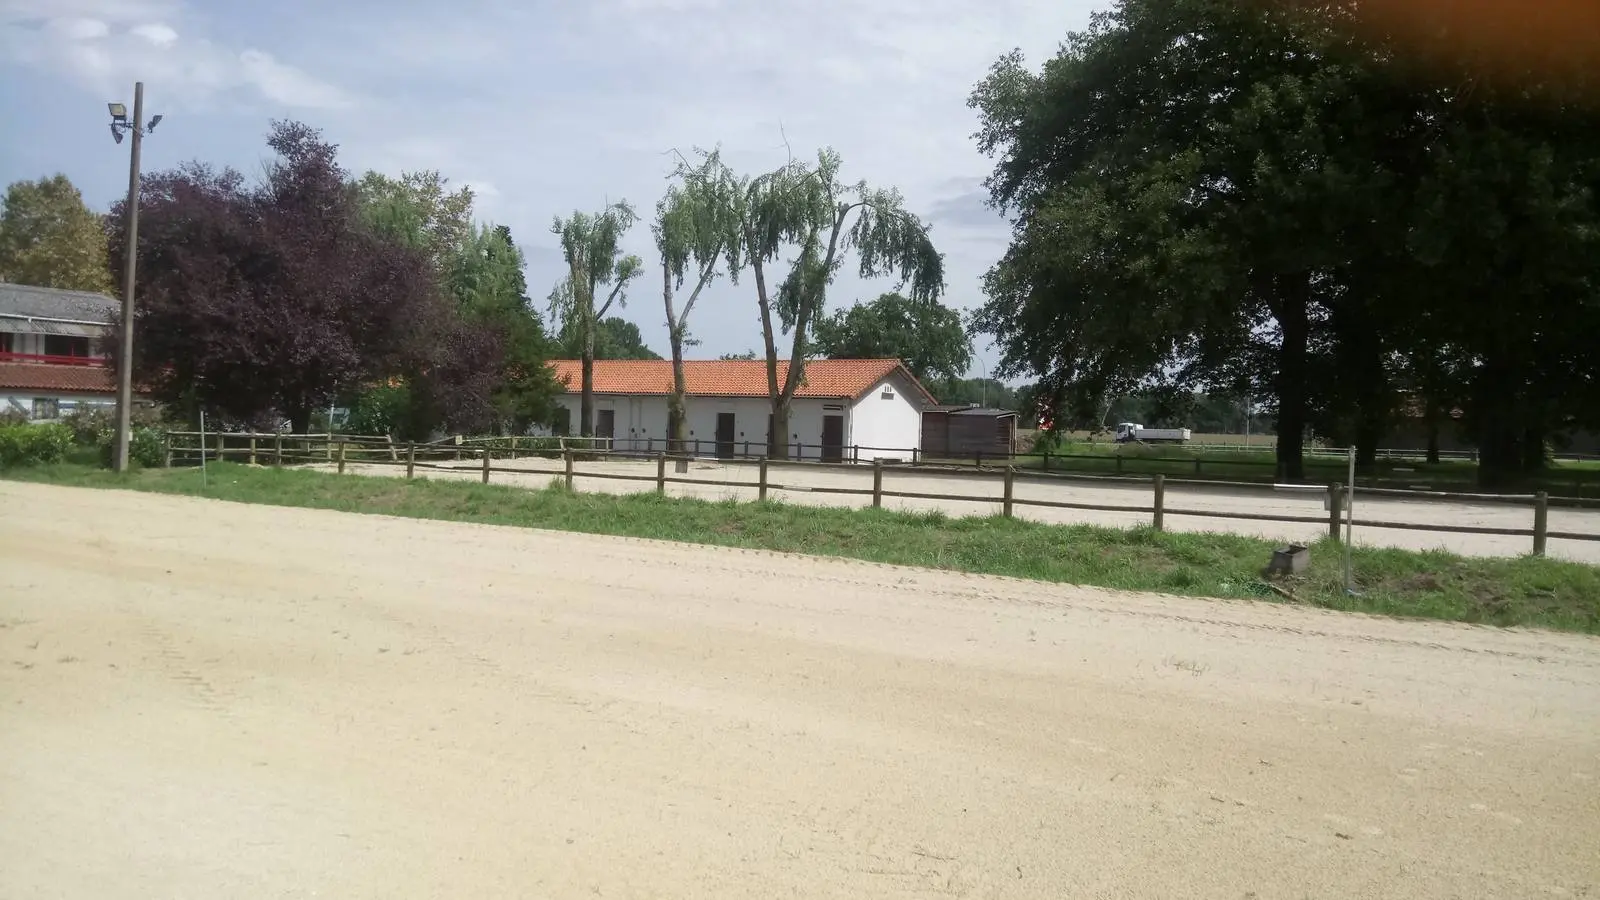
[97,427,165,469]
[0,423,74,468]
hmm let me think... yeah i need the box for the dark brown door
[821,415,845,463]
[595,409,615,441]
[715,412,736,458]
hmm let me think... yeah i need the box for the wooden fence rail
[160,434,1598,557]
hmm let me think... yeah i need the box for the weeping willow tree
[549,202,643,437]
[656,150,742,452]
[726,148,945,459]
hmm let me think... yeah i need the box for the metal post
[1344,447,1356,592]
[337,441,346,474]
[1152,474,1165,531]
[406,442,415,479]
[481,447,491,484]
[198,410,208,489]
[872,458,884,508]
[656,452,666,496]
[1533,491,1549,557]
[112,81,145,474]
[759,457,769,501]
[1003,465,1016,517]
[1328,482,1343,543]
[564,448,574,491]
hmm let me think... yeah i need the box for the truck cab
[1114,422,1140,443]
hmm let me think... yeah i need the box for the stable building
[920,405,1020,461]
[547,358,937,462]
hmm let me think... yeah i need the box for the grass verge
[7,462,1599,634]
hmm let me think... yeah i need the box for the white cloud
[48,17,109,40]
[0,0,351,112]
[130,21,177,46]
[1,0,1095,372]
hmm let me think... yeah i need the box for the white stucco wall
[554,394,853,460]
[848,372,925,461]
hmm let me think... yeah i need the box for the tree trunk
[287,405,312,436]
[1272,276,1310,483]
[750,252,789,461]
[1424,400,1442,465]
[1475,362,1523,488]
[1522,425,1547,473]
[771,398,791,462]
[668,328,687,453]
[579,287,596,438]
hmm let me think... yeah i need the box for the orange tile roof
[0,362,117,394]
[548,358,936,403]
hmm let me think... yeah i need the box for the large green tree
[550,203,644,437]
[810,291,971,384]
[554,315,660,361]
[719,149,944,459]
[354,170,474,272]
[354,172,557,436]
[657,150,740,451]
[0,175,114,293]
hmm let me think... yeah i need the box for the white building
[548,358,937,462]
[0,283,127,420]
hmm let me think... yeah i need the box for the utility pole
[109,82,159,472]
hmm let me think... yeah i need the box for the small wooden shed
[920,406,1019,460]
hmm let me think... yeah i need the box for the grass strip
[7,462,1598,634]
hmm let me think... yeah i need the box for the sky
[0,0,1099,377]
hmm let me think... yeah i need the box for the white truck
[1114,422,1192,444]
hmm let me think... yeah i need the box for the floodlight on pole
[107,82,160,473]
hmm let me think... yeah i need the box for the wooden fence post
[1194,459,1203,476]
[406,442,416,479]
[337,441,346,474]
[1042,451,1050,472]
[273,434,283,467]
[1328,482,1343,542]
[759,457,769,501]
[564,448,574,491]
[215,432,224,462]
[1003,466,1016,518]
[249,436,258,465]
[1533,491,1549,557]
[1116,456,1124,475]
[656,452,666,496]
[1152,474,1165,532]
[481,447,491,484]
[163,432,173,468]
[872,458,884,508]
[975,451,984,469]
[912,447,920,466]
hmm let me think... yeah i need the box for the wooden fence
[162,432,1598,558]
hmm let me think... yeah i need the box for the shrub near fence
[0,423,73,468]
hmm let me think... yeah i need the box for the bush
[0,423,74,468]
[96,426,166,469]
[62,406,115,446]
[1029,429,1066,455]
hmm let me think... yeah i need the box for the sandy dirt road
[2,482,1598,899]
[330,454,1600,562]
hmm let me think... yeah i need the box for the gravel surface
[2,482,1598,898]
